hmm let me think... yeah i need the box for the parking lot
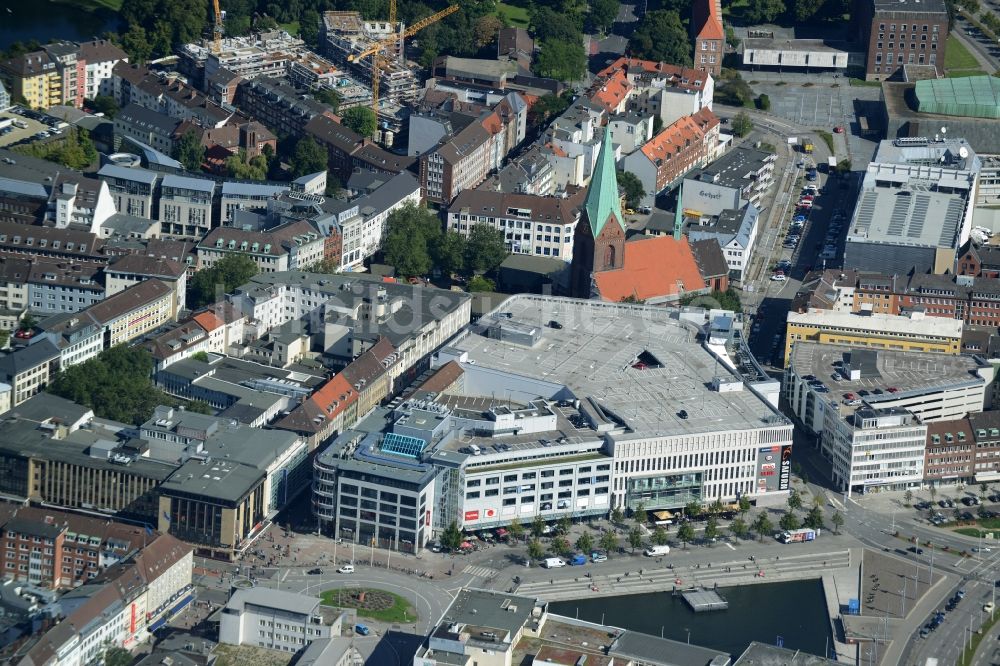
[0,107,70,148]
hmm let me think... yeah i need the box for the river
[549,579,833,658]
[0,0,120,50]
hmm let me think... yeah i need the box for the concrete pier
[681,588,729,612]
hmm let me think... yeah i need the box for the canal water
[0,1,120,50]
[550,579,832,658]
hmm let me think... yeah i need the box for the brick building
[859,0,949,81]
[923,418,974,487]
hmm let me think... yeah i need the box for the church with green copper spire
[570,130,627,298]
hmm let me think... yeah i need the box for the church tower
[570,129,627,298]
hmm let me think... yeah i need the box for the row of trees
[736,0,850,25]
[11,128,98,171]
[382,203,508,279]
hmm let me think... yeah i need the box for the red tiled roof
[640,107,719,163]
[593,235,706,302]
[597,57,711,91]
[589,69,633,113]
[693,0,725,41]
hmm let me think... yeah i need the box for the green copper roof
[584,129,625,237]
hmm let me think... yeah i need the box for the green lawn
[947,69,988,78]
[53,0,122,10]
[496,1,530,27]
[946,35,980,71]
[814,129,835,153]
[321,588,417,624]
[280,21,300,37]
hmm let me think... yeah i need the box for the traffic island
[320,587,417,624]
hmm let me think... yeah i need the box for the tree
[627,526,644,553]
[708,499,725,516]
[732,112,754,138]
[628,10,691,66]
[730,517,749,541]
[531,515,546,538]
[440,521,463,551]
[432,232,466,277]
[0,329,9,349]
[787,489,803,512]
[529,92,573,126]
[616,170,646,209]
[224,150,267,180]
[468,275,496,292]
[779,511,801,531]
[558,515,572,535]
[120,0,210,59]
[534,38,587,82]
[676,522,696,549]
[289,137,328,178]
[588,0,619,33]
[382,203,443,277]
[189,254,259,308]
[313,88,341,114]
[831,511,844,534]
[48,346,170,425]
[792,0,825,20]
[173,129,205,172]
[904,489,915,505]
[704,516,719,543]
[509,517,524,542]
[929,486,938,502]
[756,94,771,111]
[120,23,153,63]
[804,506,824,530]
[474,15,504,48]
[752,511,773,541]
[745,0,786,23]
[103,647,132,666]
[186,399,212,414]
[465,225,508,274]
[610,506,625,526]
[342,106,378,138]
[530,6,584,43]
[191,351,210,363]
[576,532,594,554]
[684,501,701,520]
[652,526,669,545]
[89,95,120,118]
[599,530,618,555]
[528,538,545,560]
[981,483,989,499]
[19,314,37,332]
[739,495,752,517]
[551,535,571,556]
[633,501,646,525]
[300,9,322,47]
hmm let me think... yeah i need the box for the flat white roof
[787,309,964,339]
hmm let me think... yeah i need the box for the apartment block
[197,219,325,273]
[0,339,60,405]
[105,253,188,313]
[0,50,62,110]
[87,278,179,347]
[234,76,336,138]
[79,39,129,99]
[924,418,974,486]
[599,57,714,126]
[446,187,586,260]
[621,107,722,207]
[158,173,217,239]
[114,103,184,155]
[97,164,160,220]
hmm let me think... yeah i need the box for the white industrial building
[220,588,344,654]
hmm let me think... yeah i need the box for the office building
[97,164,160,220]
[114,104,184,155]
[784,342,992,436]
[826,405,928,495]
[338,171,421,269]
[0,339,60,406]
[220,588,344,654]
[198,219,325,273]
[784,309,963,365]
[446,188,585,261]
[26,260,104,316]
[859,0,948,80]
[682,146,777,217]
[924,417,974,486]
[87,278,178,347]
[105,253,187,312]
[686,203,761,281]
[844,137,979,274]
[415,589,544,666]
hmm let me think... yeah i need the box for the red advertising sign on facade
[464,510,479,521]
[485,508,495,517]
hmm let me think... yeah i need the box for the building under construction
[320,11,420,105]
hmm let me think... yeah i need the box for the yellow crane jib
[346,5,459,119]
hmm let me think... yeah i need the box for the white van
[542,558,566,568]
[644,545,671,557]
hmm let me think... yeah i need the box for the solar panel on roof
[381,432,427,458]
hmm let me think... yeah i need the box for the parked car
[771,274,787,282]
[591,552,608,563]
[337,564,355,574]
[307,568,322,575]
[833,126,845,133]
[355,624,370,636]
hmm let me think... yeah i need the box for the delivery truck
[644,545,671,556]
[777,528,818,543]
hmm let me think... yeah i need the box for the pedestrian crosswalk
[463,564,499,578]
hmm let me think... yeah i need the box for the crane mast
[348,5,459,120]
[212,0,223,54]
